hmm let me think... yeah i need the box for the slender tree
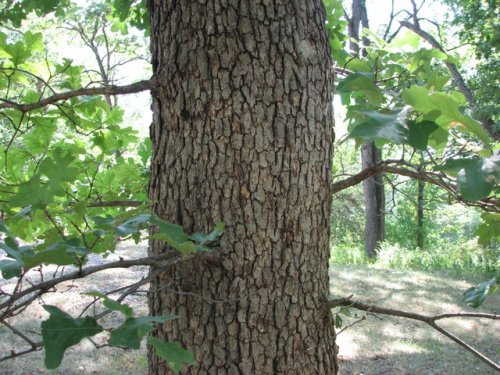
[347,0,385,257]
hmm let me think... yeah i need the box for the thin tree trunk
[147,1,338,374]
[348,0,385,257]
[361,143,385,257]
[416,179,425,249]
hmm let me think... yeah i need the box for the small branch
[0,343,43,363]
[87,200,145,208]
[400,20,498,140]
[325,297,500,371]
[336,315,366,335]
[0,79,155,112]
[332,160,499,212]
[400,21,473,105]
[0,253,177,313]
[1,319,39,348]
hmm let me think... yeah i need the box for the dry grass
[0,243,498,374]
[333,264,499,375]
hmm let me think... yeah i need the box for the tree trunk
[416,179,425,249]
[361,143,385,257]
[147,1,338,374]
[348,0,385,258]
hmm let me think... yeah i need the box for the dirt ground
[0,242,498,374]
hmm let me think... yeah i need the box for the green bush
[331,239,498,274]
[330,242,373,266]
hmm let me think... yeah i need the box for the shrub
[331,239,498,274]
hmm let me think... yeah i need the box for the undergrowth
[330,239,498,274]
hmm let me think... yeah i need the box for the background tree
[346,0,386,258]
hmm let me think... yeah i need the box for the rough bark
[361,143,385,257]
[147,1,338,374]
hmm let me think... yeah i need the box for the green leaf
[0,227,27,278]
[334,315,342,329]
[150,217,199,254]
[4,40,31,66]
[349,108,410,145]
[337,73,383,105]
[115,214,152,236]
[147,337,195,374]
[463,277,499,308]
[39,148,80,191]
[109,315,177,349]
[0,259,24,279]
[24,241,89,269]
[189,222,225,244]
[84,292,134,317]
[474,213,500,245]
[23,31,44,51]
[407,121,439,150]
[402,85,491,144]
[41,305,103,369]
[10,174,53,208]
[391,29,420,48]
[437,156,499,200]
[104,299,134,317]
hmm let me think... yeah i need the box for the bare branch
[0,250,220,320]
[325,296,500,371]
[0,79,155,112]
[87,200,145,208]
[332,160,499,212]
[0,343,43,363]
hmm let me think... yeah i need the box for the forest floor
[0,242,498,375]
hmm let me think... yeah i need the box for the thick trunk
[361,143,384,257]
[416,179,425,249]
[147,1,338,374]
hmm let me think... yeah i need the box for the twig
[0,319,39,348]
[0,343,43,363]
[325,296,500,371]
[87,200,145,208]
[0,253,177,313]
[336,315,366,335]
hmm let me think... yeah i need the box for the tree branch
[0,252,179,315]
[325,296,500,371]
[332,160,499,212]
[400,20,498,140]
[87,200,145,208]
[0,79,155,112]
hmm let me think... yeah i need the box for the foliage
[1,214,223,369]
[463,276,499,308]
[443,0,500,126]
[331,240,498,275]
[331,139,365,245]
[443,0,499,60]
[325,0,499,255]
[0,0,71,27]
[0,2,217,368]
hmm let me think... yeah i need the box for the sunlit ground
[0,244,498,374]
